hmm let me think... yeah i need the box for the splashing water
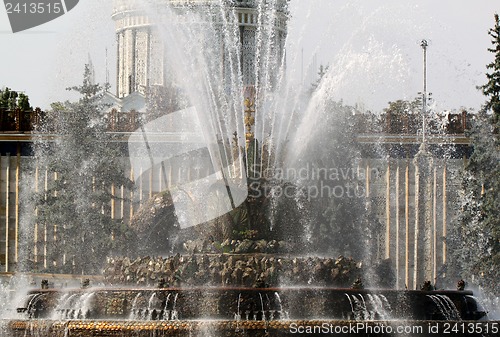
[129,292,143,320]
[427,295,461,321]
[367,294,392,320]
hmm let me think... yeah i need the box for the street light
[420,39,431,144]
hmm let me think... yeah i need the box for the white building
[108,0,289,112]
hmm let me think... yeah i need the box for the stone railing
[0,108,472,136]
[107,109,143,132]
[0,108,44,132]
[352,110,471,135]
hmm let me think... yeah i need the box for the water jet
[1,1,498,336]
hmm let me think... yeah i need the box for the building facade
[111,0,288,104]
[0,1,473,290]
[0,106,471,291]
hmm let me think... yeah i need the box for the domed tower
[112,0,165,98]
[112,0,289,100]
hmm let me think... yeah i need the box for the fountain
[0,0,498,336]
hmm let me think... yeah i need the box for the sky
[1,0,499,112]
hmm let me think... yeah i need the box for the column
[442,164,447,265]
[413,144,434,288]
[395,165,400,289]
[385,164,391,259]
[405,164,410,289]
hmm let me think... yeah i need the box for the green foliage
[310,64,329,93]
[297,99,381,260]
[448,113,500,295]
[0,87,32,110]
[32,64,135,275]
[480,13,500,126]
[449,14,500,296]
[233,229,259,240]
[383,99,421,115]
[17,93,31,110]
[145,84,185,120]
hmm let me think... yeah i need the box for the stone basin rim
[26,287,475,295]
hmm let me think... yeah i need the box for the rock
[330,268,340,281]
[254,239,268,252]
[254,278,268,288]
[200,255,210,269]
[226,256,234,268]
[335,256,345,267]
[130,192,179,255]
[324,258,334,268]
[232,267,244,285]
[235,260,246,270]
[266,266,279,286]
[352,277,363,289]
[222,267,233,285]
[221,239,232,251]
[242,270,255,287]
[246,256,257,269]
[266,240,278,252]
[210,268,222,285]
[102,254,364,288]
[312,262,327,283]
[234,239,255,253]
[260,257,270,271]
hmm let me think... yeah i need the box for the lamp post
[420,39,429,143]
[413,39,435,289]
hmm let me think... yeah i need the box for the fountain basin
[5,319,499,337]
[16,287,486,322]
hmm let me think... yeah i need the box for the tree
[32,65,135,274]
[309,64,329,93]
[448,14,500,296]
[17,92,31,111]
[480,13,500,128]
[292,99,381,265]
[0,87,32,110]
[383,99,420,115]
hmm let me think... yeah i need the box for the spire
[87,53,96,86]
[105,48,110,91]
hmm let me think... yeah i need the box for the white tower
[112,0,288,100]
[112,0,164,98]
